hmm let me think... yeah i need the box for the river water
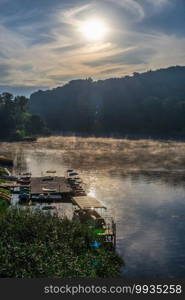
[1,136,185,278]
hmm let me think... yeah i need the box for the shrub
[0,209,123,278]
[0,199,9,213]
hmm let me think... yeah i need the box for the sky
[0,0,185,96]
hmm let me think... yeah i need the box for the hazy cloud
[0,63,11,79]
[84,47,157,67]
[104,0,145,21]
[53,43,84,53]
[99,67,126,75]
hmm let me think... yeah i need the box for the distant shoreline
[1,133,185,143]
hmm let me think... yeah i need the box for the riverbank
[0,136,37,143]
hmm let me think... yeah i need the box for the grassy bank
[0,209,123,278]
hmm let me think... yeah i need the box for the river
[1,136,185,278]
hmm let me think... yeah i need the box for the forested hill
[29,66,185,137]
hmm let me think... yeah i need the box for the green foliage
[0,199,9,214]
[24,114,49,136]
[0,168,11,213]
[0,93,49,140]
[13,129,26,141]
[0,209,123,278]
[0,167,7,176]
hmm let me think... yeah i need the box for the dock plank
[73,196,106,209]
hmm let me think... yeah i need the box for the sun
[79,19,107,41]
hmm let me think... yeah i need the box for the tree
[25,114,48,135]
[0,92,49,140]
[14,96,29,113]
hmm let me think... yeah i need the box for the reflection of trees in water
[141,171,185,188]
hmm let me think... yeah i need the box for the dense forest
[1,66,185,140]
[30,66,185,137]
[0,93,48,140]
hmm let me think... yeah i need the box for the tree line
[1,66,185,140]
[0,92,48,140]
[29,66,185,138]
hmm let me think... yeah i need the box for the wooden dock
[30,177,72,195]
[73,196,116,248]
[3,168,117,248]
[73,196,106,210]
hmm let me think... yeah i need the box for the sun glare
[79,19,107,41]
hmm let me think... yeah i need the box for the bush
[0,167,7,176]
[11,129,26,141]
[0,209,123,278]
[0,199,9,213]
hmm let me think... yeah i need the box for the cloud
[0,51,7,58]
[145,0,169,7]
[138,0,185,37]
[61,4,91,25]
[104,0,145,21]
[49,74,79,83]
[0,63,11,78]
[147,34,185,70]
[99,66,126,75]
[52,43,84,53]
[84,47,156,67]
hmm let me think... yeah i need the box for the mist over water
[1,136,185,278]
